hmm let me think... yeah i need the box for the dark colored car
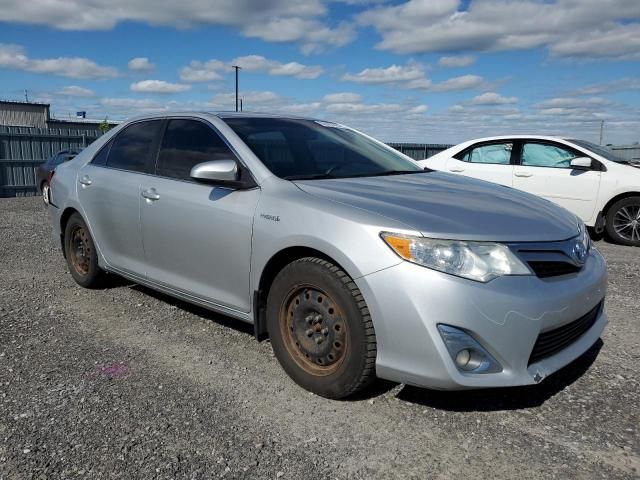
[37,149,80,204]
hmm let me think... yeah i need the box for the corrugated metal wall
[388,143,453,160]
[0,126,101,197]
[610,144,640,161]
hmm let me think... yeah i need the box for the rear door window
[156,119,237,181]
[106,120,163,173]
[460,143,513,164]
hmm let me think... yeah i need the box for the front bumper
[357,247,607,390]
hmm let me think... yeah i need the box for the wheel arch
[59,207,81,257]
[253,246,355,340]
[602,191,640,217]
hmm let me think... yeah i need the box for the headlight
[574,223,591,263]
[381,232,531,282]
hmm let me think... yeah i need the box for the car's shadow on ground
[129,283,256,337]
[395,339,603,411]
[108,275,603,410]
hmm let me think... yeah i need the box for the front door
[140,118,260,312]
[512,141,601,222]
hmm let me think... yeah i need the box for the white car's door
[444,141,514,186]
[512,141,601,223]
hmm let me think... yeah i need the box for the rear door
[445,141,515,186]
[512,140,601,222]
[140,118,260,312]
[77,119,163,276]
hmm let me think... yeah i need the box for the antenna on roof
[232,65,241,112]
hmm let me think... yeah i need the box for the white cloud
[241,18,355,54]
[210,90,281,108]
[323,92,362,103]
[325,101,427,116]
[470,92,518,105]
[438,55,476,68]
[0,43,117,79]
[128,57,155,72]
[431,74,484,92]
[130,80,191,93]
[341,63,485,93]
[0,0,353,53]
[535,97,611,109]
[570,78,640,96]
[179,59,229,83]
[358,0,640,60]
[232,55,323,79]
[56,85,95,97]
[341,63,425,84]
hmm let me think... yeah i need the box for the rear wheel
[64,213,105,288]
[41,181,50,205]
[605,196,640,247]
[266,257,376,399]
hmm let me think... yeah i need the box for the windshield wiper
[365,169,427,177]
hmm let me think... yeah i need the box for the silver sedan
[48,112,607,399]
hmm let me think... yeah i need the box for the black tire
[605,196,640,247]
[266,257,377,399]
[63,213,105,288]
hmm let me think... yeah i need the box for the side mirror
[570,157,592,170]
[190,159,239,184]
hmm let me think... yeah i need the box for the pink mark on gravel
[94,362,130,379]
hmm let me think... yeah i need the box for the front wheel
[605,196,640,246]
[266,257,377,399]
[64,213,105,288]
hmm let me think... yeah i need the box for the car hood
[295,172,580,242]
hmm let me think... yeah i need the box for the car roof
[458,135,567,143]
[123,111,319,122]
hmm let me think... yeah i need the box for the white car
[419,136,640,246]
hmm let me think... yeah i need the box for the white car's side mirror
[570,157,592,170]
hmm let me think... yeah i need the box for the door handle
[79,175,92,186]
[449,167,465,172]
[514,171,533,178]
[141,188,160,201]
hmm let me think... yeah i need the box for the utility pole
[232,65,241,112]
[24,89,29,102]
[599,120,604,145]
[240,98,243,112]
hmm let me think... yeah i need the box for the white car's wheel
[42,183,50,205]
[606,196,640,247]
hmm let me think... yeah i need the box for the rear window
[106,120,163,173]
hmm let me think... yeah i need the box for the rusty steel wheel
[266,257,377,399]
[64,212,104,288]
[69,224,92,276]
[280,285,348,376]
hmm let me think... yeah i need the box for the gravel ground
[0,196,638,479]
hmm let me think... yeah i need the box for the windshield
[567,139,627,163]
[223,117,423,180]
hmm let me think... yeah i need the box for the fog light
[437,325,502,374]
[455,349,471,368]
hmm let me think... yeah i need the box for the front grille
[528,301,602,365]
[527,261,582,278]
